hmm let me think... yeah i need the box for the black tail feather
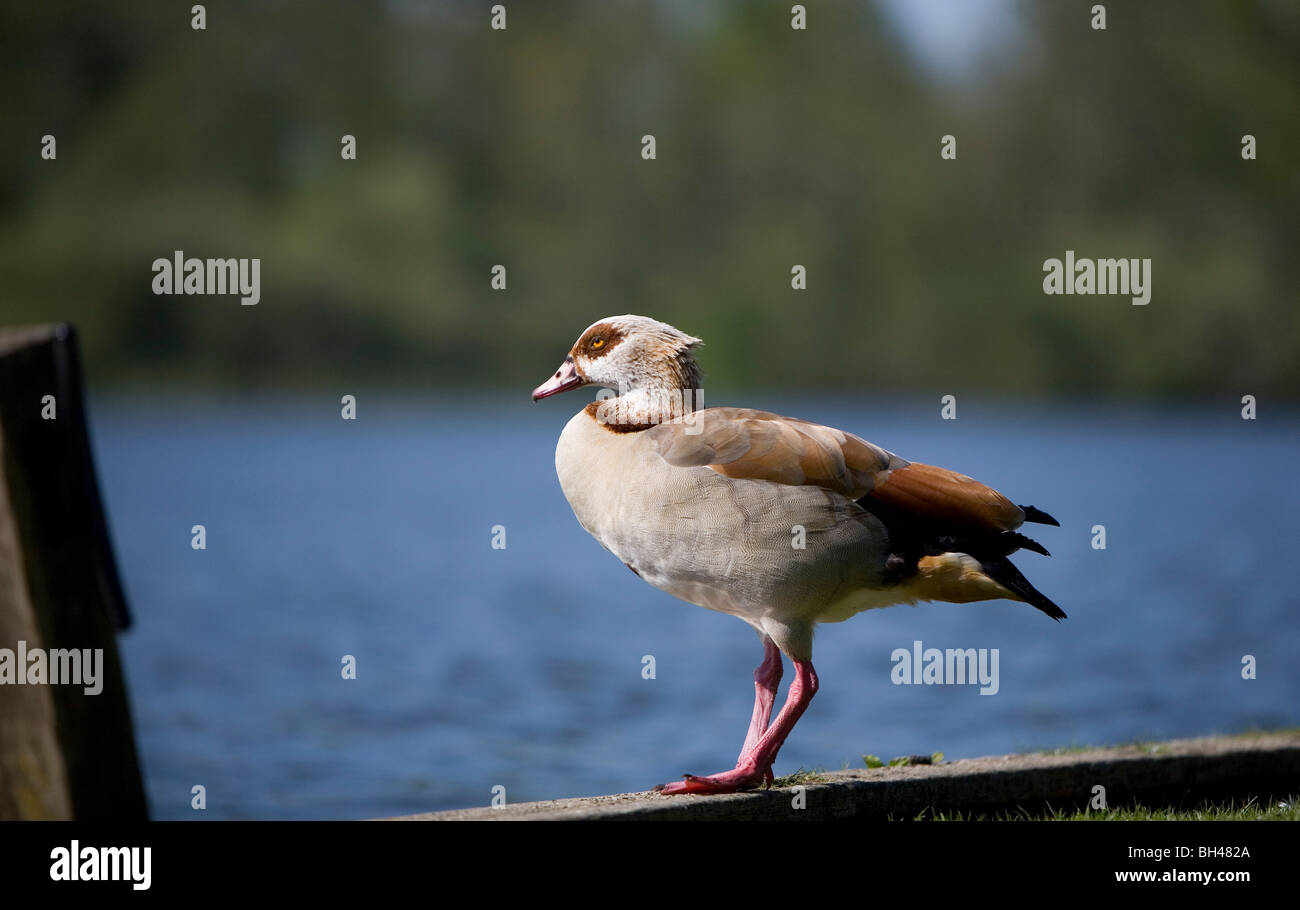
[1020,505,1060,526]
[858,492,1065,620]
[1004,530,1050,557]
[982,556,1067,621]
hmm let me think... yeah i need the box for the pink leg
[656,658,819,795]
[738,637,783,763]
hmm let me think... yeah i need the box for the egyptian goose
[532,315,1063,795]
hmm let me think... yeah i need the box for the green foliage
[1,1,1295,396]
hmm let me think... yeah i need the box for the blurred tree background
[0,0,1295,398]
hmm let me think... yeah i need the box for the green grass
[771,768,829,787]
[864,751,945,768]
[1030,728,1300,758]
[911,796,1300,821]
[1034,739,1168,757]
[1232,726,1300,739]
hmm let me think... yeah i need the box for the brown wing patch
[868,462,1025,531]
[648,408,895,499]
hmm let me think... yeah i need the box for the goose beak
[532,357,587,401]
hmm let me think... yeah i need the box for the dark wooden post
[0,325,147,819]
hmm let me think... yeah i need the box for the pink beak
[532,356,587,401]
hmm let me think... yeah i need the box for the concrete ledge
[386,733,1300,820]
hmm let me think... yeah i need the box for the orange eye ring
[591,338,605,349]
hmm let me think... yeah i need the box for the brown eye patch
[574,322,626,359]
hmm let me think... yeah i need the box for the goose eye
[591,338,605,349]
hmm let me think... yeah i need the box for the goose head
[532,315,703,402]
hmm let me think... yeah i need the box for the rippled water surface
[94,397,1299,819]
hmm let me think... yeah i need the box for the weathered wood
[0,324,147,820]
[0,445,72,819]
[385,733,1300,820]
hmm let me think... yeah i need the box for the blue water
[92,396,1299,819]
